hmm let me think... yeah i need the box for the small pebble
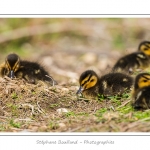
[58,123,66,128]
[61,88,69,93]
[56,108,69,115]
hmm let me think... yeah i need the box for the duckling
[0,53,20,78]
[132,72,150,110]
[76,70,133,99]
[0,53,57,85]
[112,41,150,74]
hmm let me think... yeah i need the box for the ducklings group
[77,41,150,110]
[0,53,57,86]
[1,41,150,111]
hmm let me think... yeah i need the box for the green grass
[49,103,60,108]
[95,91,150,124]
[9,119,21,128]
[49,121,59,130]
[65,111,76,117]
[95,108,108,118]
[133,111,150,120]
[11,92,18,99]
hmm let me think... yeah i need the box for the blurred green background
[0,18,150,82]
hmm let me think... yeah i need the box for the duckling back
[98,72,133,96]
[112,52,150,73]
[16,60,57,85]
[112,41,150,73]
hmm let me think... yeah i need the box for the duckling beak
[9,70,15,79]
[76,86,83,94]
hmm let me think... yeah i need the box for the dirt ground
[1,18,150,132]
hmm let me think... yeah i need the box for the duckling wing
[16,61,57,85]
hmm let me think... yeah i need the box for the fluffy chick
[77,70,133,99]
[0,53,57,85]
[112,41,150,74]
[132,72,150,110]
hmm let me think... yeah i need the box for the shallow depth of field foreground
[1,18,150,132]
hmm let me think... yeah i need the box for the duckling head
[134,72,150,90]
[138,41,150,56]
[76,70,98,94]
[133,73,150,110]
[5,53,20,79]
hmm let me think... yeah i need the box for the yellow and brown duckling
[112,41,150,74]
[0,53,57,85]
[76,70,133,99]
[132,72,150,110]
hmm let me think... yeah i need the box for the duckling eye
[144,48,148,51]
[90,79,94,82]
[143,80,147,82]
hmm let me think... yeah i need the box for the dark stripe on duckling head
[139,41,150,56]
[77,74,98,94]
[138,41,150,50]
[78,70,98,92]
[81,74,92,86]
[5,53,20,71]
[134,73,150,89]
[5,53,20,79]
[79,70,97,83]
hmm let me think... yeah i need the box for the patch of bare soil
[0,76,101,132]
